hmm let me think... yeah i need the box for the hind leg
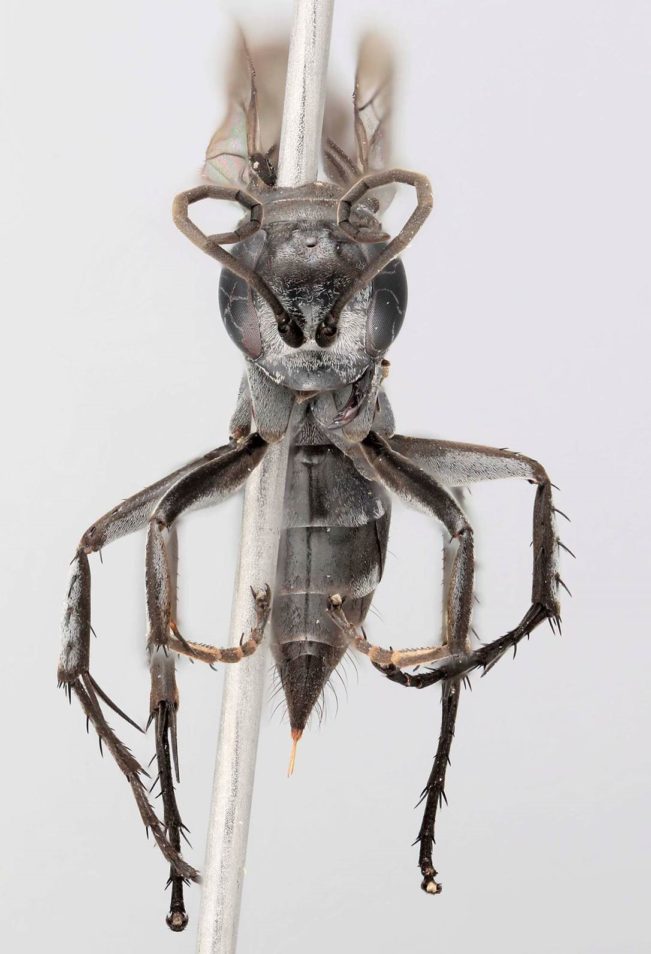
[415,679,461,894]
[355,433,564,681]
[364,432,566,893]
[389,433,564,641]
[58,437,264,889]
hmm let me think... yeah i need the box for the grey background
[2,0,649,951]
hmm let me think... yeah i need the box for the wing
[204,33,288,191]
[323,33,395,212]
[353,33,393,174]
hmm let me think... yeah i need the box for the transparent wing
[354,33,394,174]
[204,34,288,190]
[322,33,395,209]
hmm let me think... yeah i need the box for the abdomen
[272,439,390,732]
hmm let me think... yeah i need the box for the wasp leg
[374,602,556,688]
[167,586,271,666]
[327,594,451,668]
[69,673,198,875]
[58,547,198,883]
[415,678,461,894]
[356,431,475,893]
[149,646,191,932]
[58,439,250,889]
[389,433,563,642]
[326,597,463,895]
[368,436,564,685]
[148,527,191,932]
[145,433,268,652]
[78,443,239,557]
[361,431,475,656]
[373,598,556,886]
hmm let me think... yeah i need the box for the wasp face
[219,215,408,393]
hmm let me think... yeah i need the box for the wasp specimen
[58,33,566,931]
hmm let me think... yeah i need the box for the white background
[2,1,650,952]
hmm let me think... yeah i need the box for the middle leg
[327,592,462,895]
[145,432,267,653]
[349,432,476,665]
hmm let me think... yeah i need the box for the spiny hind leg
[59,548,198,883]
[148,527,192,932]
[375,603,559,689]
[421,487,469,890]
[359,435,566,682]
[416,678,461,894]
[65,433,268,932]
[149,647,192,932]
[58,443,242,885]
[354,432,476,893]
[389,434,565,644]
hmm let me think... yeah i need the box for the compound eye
[366,257,408,357]
[218,269,263,359]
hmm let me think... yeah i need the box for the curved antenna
[315,168,433,347]
[172,184,305,347]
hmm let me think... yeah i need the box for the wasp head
[218,184,408,394]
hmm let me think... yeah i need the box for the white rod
[277,0,335,188]
[196,446,290,954]
[196,3,335,952]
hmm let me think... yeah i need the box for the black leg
[59,548,197,883]
[150,649,189,931]
[388,433,564,645]
[416,679,460,894]
[354,432,476,893]
[145,433,268,652]
[360,431,475,657]
[361,432,566,893]
[375,602,557,689]
[58,437,262,907]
